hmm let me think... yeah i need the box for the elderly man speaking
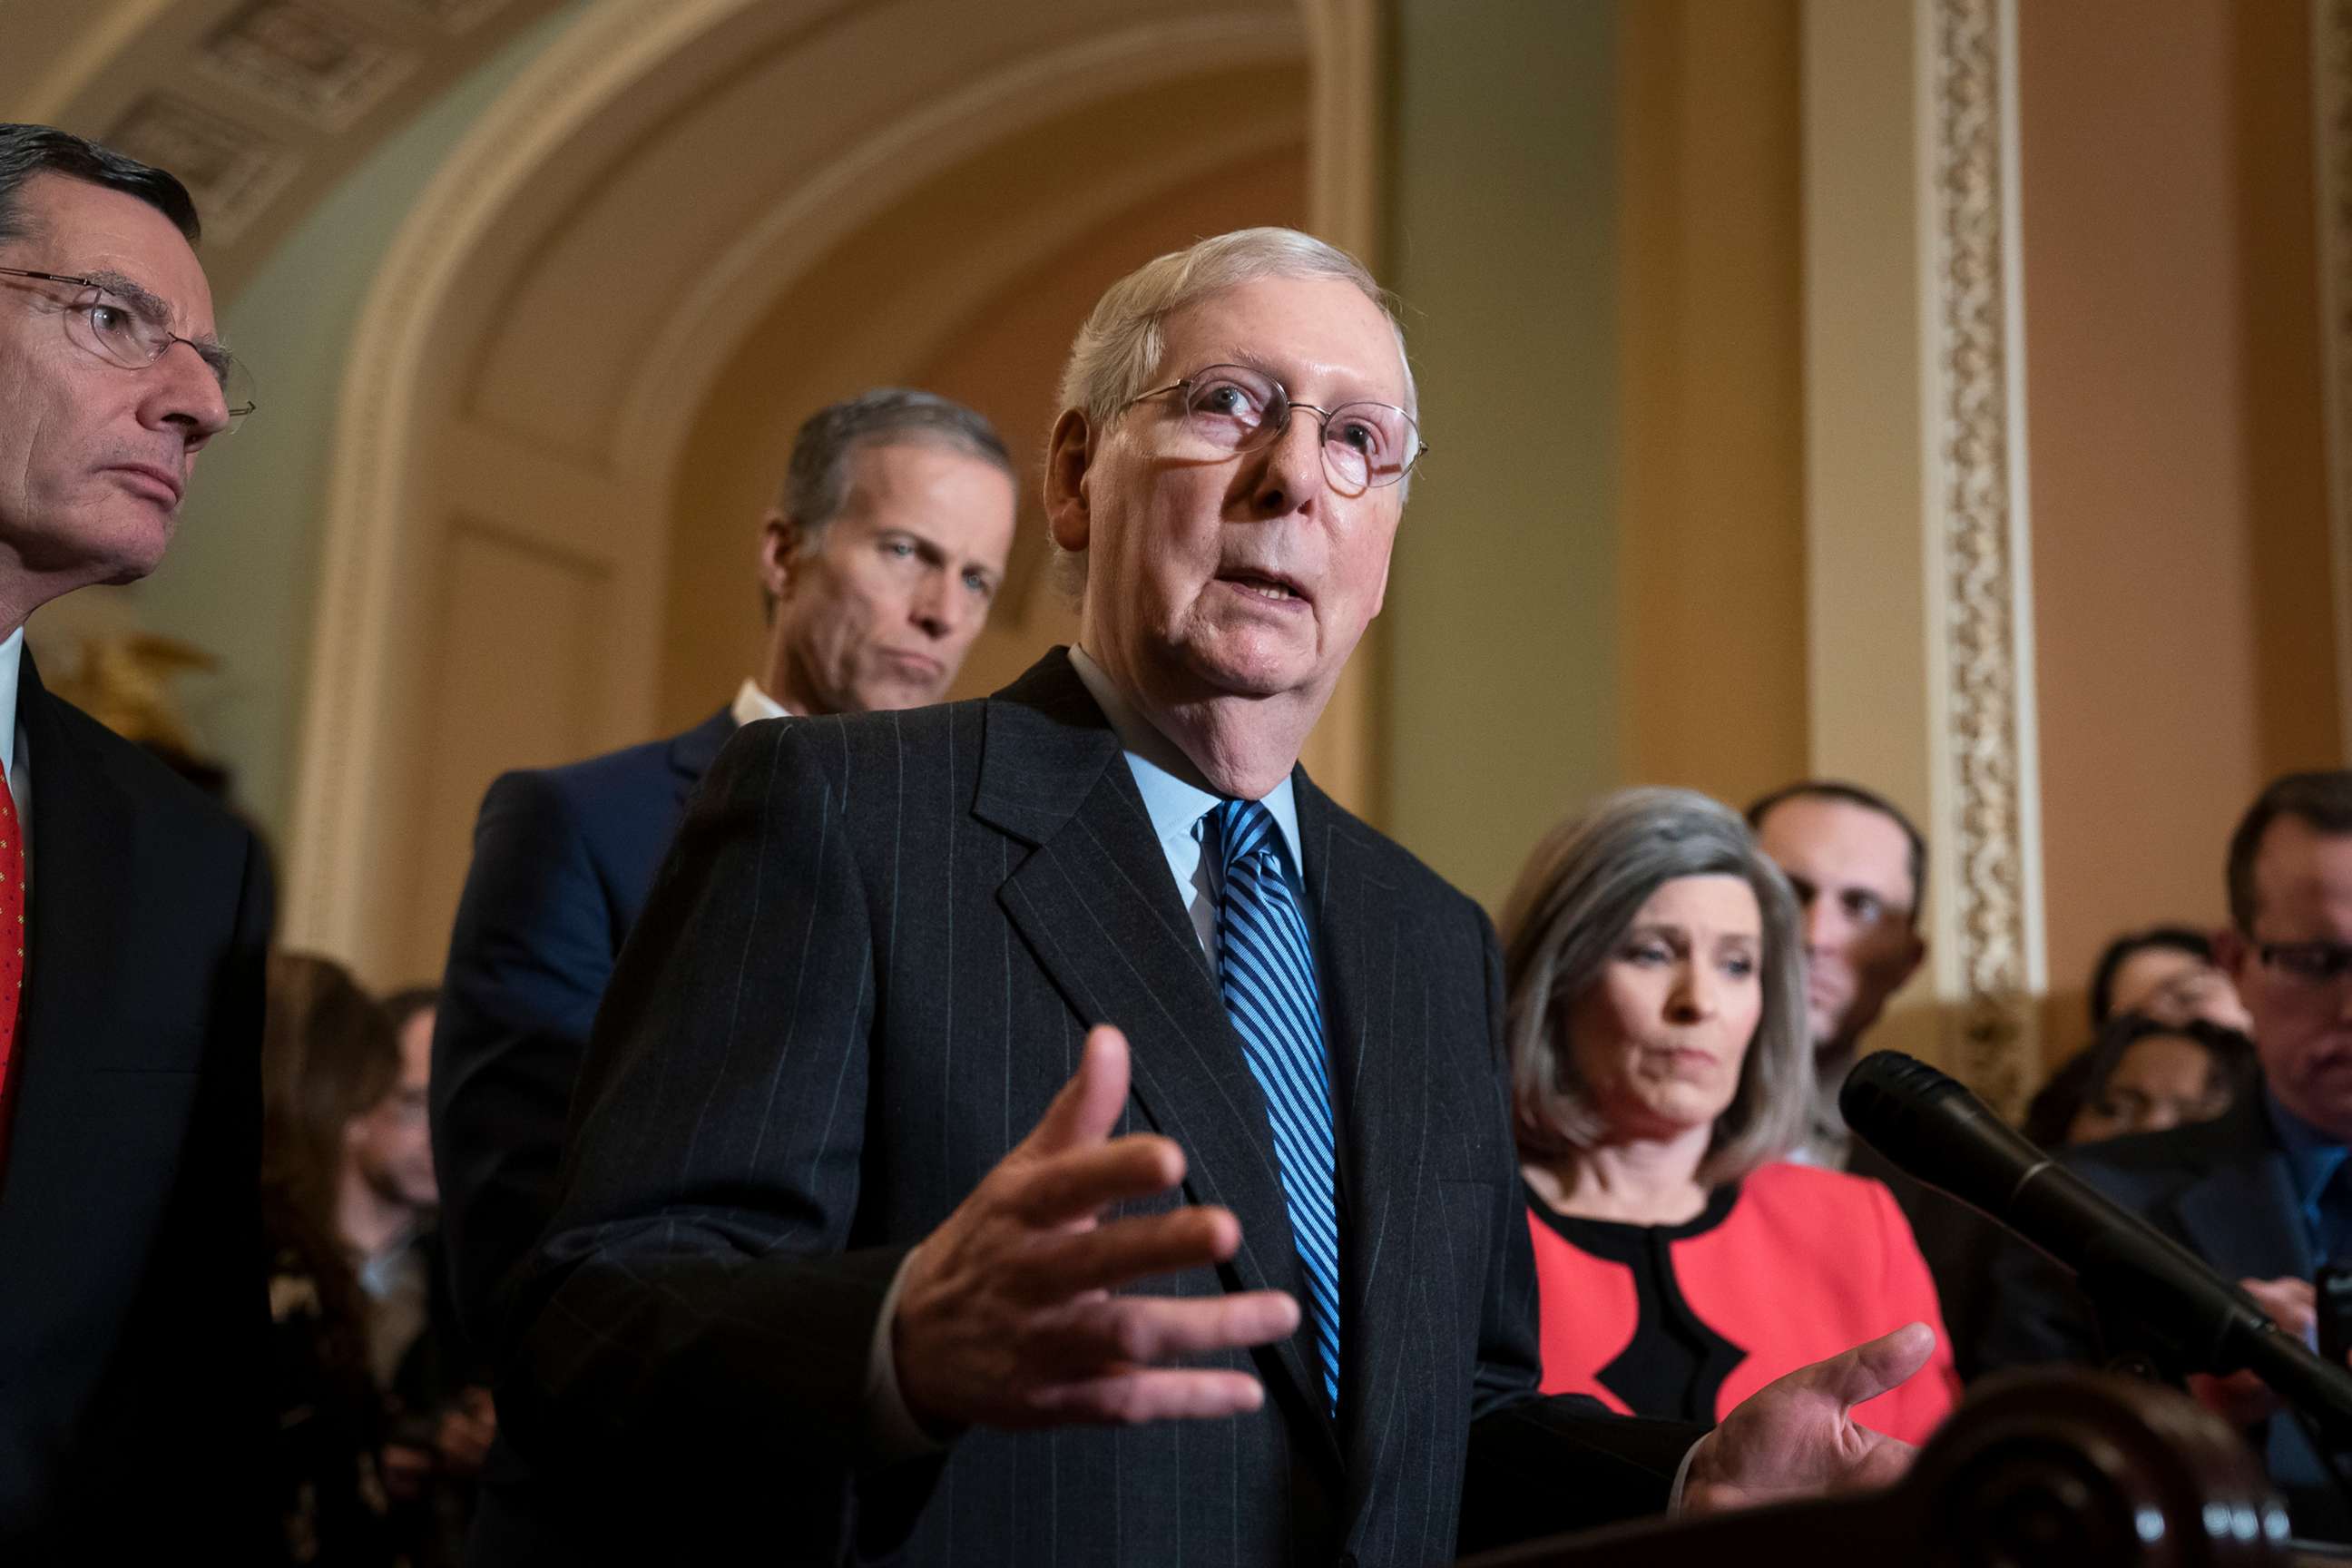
[501,229,1932,1565]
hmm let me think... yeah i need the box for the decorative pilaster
[1926,0,2044,1113]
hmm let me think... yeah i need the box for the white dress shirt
[1064,643,1305,962]
[0,626,31,887]
[730,678,793,728]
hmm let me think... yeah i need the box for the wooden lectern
[1462,1369,2339,1567]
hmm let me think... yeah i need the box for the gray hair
[0,123,199,247]
[1051,228,1416,600]
[777,388,1011,543]
[1499,787,1812,1186]
[766,388,1014,616]
[1057,226,1414,427]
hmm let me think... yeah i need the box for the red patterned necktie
[0,768,24,1171]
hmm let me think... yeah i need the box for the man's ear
[1044,409,1093,554]
[760,509,801,602]
[2213,924,2251,984]
[1896,934,1926,989]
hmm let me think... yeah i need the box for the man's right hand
[2190,1276,2317,1427]
[892,1025,1301,1432]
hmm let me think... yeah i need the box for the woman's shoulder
[1739,1158,1903,1215]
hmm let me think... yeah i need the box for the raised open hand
[892,1025,1301,1432]
[1679,1322,1935,1514]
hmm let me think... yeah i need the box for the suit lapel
[0,653,139,1323]
[668,706,734,800]
[2166,1105,2312,1281]
[1297,776,1423,1507]
[977,652,1331,1449]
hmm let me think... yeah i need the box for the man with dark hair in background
[432,387,1015,1557]
[1979,769,2352,1540]
[1745,781,1991,1357]
[1746,779,1929,1159]
[0,124,273,1552]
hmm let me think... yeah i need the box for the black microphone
[1840,1051,2352,1441]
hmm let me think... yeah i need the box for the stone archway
[280,0,1386,982]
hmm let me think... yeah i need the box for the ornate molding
[284,0,1317,967]
[29,0,564,299]
[2319,0,2352,763]
[103,93,302,244]
[199,1,422,132]
[1926,0,2043,1114]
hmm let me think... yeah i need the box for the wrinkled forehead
[2249,818,2352,930]
[1757,797,1915,894]
[1158,275,1415,411]
[12,172,215,335]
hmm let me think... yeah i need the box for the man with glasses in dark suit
[501,228,1936,1565]
[1979,769,2352,1540]
[0,124,271,1553]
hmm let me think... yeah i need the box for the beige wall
[2022,0,2341,1048]
[1616,0,1807,806]
[1382,0,1627,911]
[660,75,1306,731]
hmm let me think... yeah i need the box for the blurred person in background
[433,388,1019,1361]
[1503,788,1958,1445]
[2065,1012,2255,1143]
[267,965,477,1567]
[1746,779,1995,1371]
[379,985,490,1566]
[1745,780,1927,1162]
[433,387,1017,1562]
[2087,924,2254,1034]
[262,953,404,1566]
[2020,1047,2102,1150]
[1978,771,2352,1540]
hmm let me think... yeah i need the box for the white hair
[1052,227,1416,598]
[1059,226,1415,425]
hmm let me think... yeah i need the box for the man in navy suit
[0,125,272,1553]
[1976,769,2352,1538]
[430,388,1017,1362]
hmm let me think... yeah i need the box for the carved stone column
[1924,0,2045,1114]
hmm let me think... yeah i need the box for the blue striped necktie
[1204,798,1342,1413]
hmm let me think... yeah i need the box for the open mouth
[1220,569,1307,604]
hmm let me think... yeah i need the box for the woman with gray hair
[1501,788,1956,1444]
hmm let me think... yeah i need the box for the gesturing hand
[2190,1276,2317,1427]
[892,1025,1301,1432]
[1679,1322,1935,1514]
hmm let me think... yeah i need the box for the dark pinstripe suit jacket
[504,650,1697,1566]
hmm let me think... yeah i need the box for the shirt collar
[2266,1085,2350,1212]
[0,627,21,779]
[730,678,793,727]
[1065,644,1304,878]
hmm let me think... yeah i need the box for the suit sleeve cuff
[861,1243,946,1463]
[1668,1435,1702,1513]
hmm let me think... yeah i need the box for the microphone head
[1839,1049,2050,1206]
[1838,1049,1965,1135]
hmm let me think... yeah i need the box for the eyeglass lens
[67,286,257,429]
[2263,942,2352,983]
[1177,365,1416,489]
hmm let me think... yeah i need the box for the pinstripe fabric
[500,651,1698,1566]
[1208,799,1341,1413]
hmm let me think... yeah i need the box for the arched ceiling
[0,0,574,294]
[271,0,1323,968]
